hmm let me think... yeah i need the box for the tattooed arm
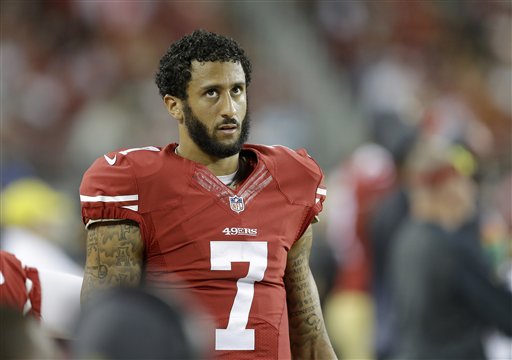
[80,221,144,305]
[284,225,337,360]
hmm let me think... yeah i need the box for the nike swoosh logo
[0,271,5,285]
[104,154,117,166]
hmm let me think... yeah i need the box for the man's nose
[220,93,236,119]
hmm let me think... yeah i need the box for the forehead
[188,60,245,88]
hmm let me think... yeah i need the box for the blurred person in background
[388,136,512,359]
[481,171,512,359]
[365,112,419,360]
[0,306,60,360]
[368,110,499,358]
[72,286,204,360]
[323,141,396,360]
[79,30,336,360]
[0,250,82,355]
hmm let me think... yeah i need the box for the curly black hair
[155,29,252,100]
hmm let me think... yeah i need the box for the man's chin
[215,131,240,142]
[211,144,243,158]
[214,137,241,149]
[218,148,242,158]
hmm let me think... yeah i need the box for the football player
[80,29,337,359]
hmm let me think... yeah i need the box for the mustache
[218,118,240,126]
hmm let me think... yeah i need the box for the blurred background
[1,0,511,359]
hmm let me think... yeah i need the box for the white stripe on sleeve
[80,194,138,202]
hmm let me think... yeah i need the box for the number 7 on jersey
[210,241,268,351]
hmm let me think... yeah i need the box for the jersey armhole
[85,218,131,229]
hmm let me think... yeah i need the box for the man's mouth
[217,123,238,134]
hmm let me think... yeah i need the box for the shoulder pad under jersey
[79,146,162,228]
[247,144,327,209]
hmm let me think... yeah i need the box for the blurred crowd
[1,0,511,359]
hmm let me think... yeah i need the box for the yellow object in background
[0,178,73,229]
[324,291,375,360]
[450,144,477,178]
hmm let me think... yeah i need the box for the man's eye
[232,86,243,95]
[205,89,217,97]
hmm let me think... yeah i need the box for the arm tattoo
[81,221,144,305]
[284,226,337,359]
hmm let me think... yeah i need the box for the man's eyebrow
[198,81,246,91]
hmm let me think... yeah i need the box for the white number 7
[210,241,268,351]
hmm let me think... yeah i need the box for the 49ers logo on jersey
[222,227,258,236]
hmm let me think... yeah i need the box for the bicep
[81,221,144,304]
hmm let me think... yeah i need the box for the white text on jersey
[222,227,258,236]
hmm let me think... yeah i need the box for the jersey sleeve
[79,151,146,235]
[293,148,327,236]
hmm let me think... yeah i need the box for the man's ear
[163,95,184,123]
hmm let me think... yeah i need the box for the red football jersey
[80,143,326,359]
[0,250,42,320]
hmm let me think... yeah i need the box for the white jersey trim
[85,218,129,229]
[119,146,160,155]
[316,188,327,196]
[22,277,33,315]
[121,205,138,211]
[80,194,138,202]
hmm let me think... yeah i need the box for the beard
[182,102,251,159]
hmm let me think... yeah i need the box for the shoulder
[83,146,164,176]
[246,144,326,206]
[79,145,176,229]
[80,145,168,193]
[246,144,323,180]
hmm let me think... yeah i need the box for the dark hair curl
[155,29,252,99]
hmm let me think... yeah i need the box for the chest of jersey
[139,161,306,359]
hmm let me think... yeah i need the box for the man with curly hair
[79,29,337,359]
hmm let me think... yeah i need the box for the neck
[175,144,240,176]
[206,155,240,176]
